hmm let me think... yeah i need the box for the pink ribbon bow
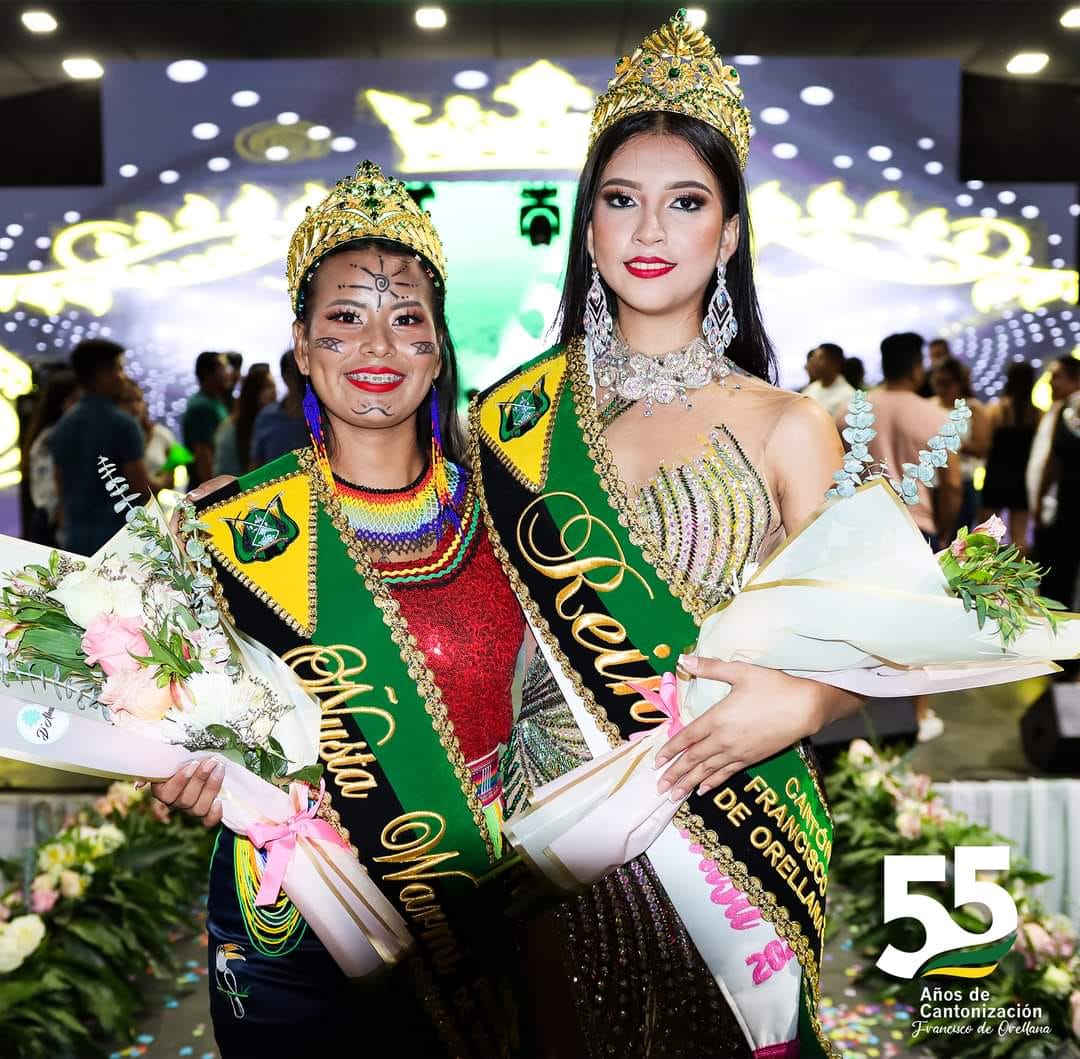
[247,782,348,907]
[629,672,684,739]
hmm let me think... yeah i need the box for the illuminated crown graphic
[590,8,752,169]
[364,61,594,173]
[286,160,446,313]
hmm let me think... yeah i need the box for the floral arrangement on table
[829,740,1080,1059]
[0,782,213,1059]
[0,460,413,980]
[503,397,1080,896]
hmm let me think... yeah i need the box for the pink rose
[1016,921,1056,969]
[81,615,149,677]
[906,773,932,800]
[100,667,175,723]
[972,514,1007,543]
[30,887,58,914]
[1070,991,1080,1041]
[848,738,876,765]
[949,536,968,559]
[896,809,922,840]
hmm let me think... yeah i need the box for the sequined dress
[505,426,784,1059]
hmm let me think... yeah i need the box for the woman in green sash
[475,11,861,1058]
[154,162,525,1056]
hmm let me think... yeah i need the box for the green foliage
[0,791,212,1059]
[940,529,1065,648]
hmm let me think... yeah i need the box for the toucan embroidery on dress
[498,377,550,441]
[215,943,249,1019]
[224,493,299,563]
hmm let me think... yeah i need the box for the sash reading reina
[472,341,835,1057]
[196,449,517,1058]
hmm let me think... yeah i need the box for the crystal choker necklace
[334,460,468,559]
[593,332,742,417]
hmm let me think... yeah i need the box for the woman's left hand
[653,657,828,801]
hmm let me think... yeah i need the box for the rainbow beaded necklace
[335,459,469,559]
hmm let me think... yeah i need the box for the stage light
[167,60,207,83]
[453,70,489,90]
[924,161,943,175]
[265,146,289,161]
[63,211,80,223]
[277,111,300,125]
[21,10,56,33]
[882,167,902,181]
[331,136,356,152]
[1049,233,1063,245]
[1071,204,1080,217]
[5,225,22,237]
[772,143,798,159]
[998,190,1016,204]
[520,187,560,246]
[760,107,789,125]
[1006,52,1048,75]
[118,164,138,178]
[832,155,853,169]
[868,145,892,162]
[415,6,447,29]
[231,90,260,107]
[732,55,761,65]
[62,57,104,80]
[307,125,331,141]
[799,86,833,106]
[1060,7,1080,27]
[918,137,935,150]
[192,122,219,140]
[684,8,707,28]
[159,170,179,184]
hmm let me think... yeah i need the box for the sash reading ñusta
[198,448,515,1058]
[473,341,835,1058]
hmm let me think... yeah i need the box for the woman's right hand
[150,757,226,827]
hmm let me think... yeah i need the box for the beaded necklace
[334,460,469,559]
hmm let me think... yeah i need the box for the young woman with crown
[150,162,526,1057]
[473,11,859,1058]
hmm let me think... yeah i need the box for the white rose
[51,562,144,629]
[58,870,86,899]
[93,823,125,855]
[166,672,264,736]
[861,769,883,791]
[7,914,45,958]
[248,712,276,744]
[0,930,25,973]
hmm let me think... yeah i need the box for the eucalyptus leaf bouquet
[0,458,413,978]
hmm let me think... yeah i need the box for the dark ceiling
[1,0,1079,100]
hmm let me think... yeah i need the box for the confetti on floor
[820,997,919,1058]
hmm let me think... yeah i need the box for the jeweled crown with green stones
[286,159,447,315]
[589,9,752,169]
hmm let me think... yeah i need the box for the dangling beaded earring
[429,383,461,536]
[303,378,335,492]
[582,260,614,387]
[702,261,738,385]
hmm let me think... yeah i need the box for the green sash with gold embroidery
[473,341,836,1058]
[199,448,516,1057]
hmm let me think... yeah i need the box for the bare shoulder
[767,389,843,457]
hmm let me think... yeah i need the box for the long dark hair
[1003,360,1038,427]
[557,111,777,383]
[233,362,272,471]
[296,237,466,465]
[933,356,974,399]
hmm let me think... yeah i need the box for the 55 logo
[877,845,1018,980]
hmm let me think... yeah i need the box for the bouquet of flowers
[0,459,412,975]
[504,397,1080,893]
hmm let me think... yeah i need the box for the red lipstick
[345,367,405,394]
[624,256,676,279]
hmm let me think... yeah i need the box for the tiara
[285,160,447,315]
[589,8,752,169]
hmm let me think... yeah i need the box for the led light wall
[0,55,1075,486]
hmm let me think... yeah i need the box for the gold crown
[286,159,446,315]
[589,9,752,169]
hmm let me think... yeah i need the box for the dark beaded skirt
[506,654,753,1059]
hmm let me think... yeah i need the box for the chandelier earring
[702,261,738,385]
[582,260,614,385]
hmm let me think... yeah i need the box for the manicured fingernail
[200,758,216,775]
[657,778,672,794]
[697,783,710,796]
[213,763,226,779]
[678,654,699,674]
[184,762,198,778]
[670,787,688,803]
[654,755,668,769]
